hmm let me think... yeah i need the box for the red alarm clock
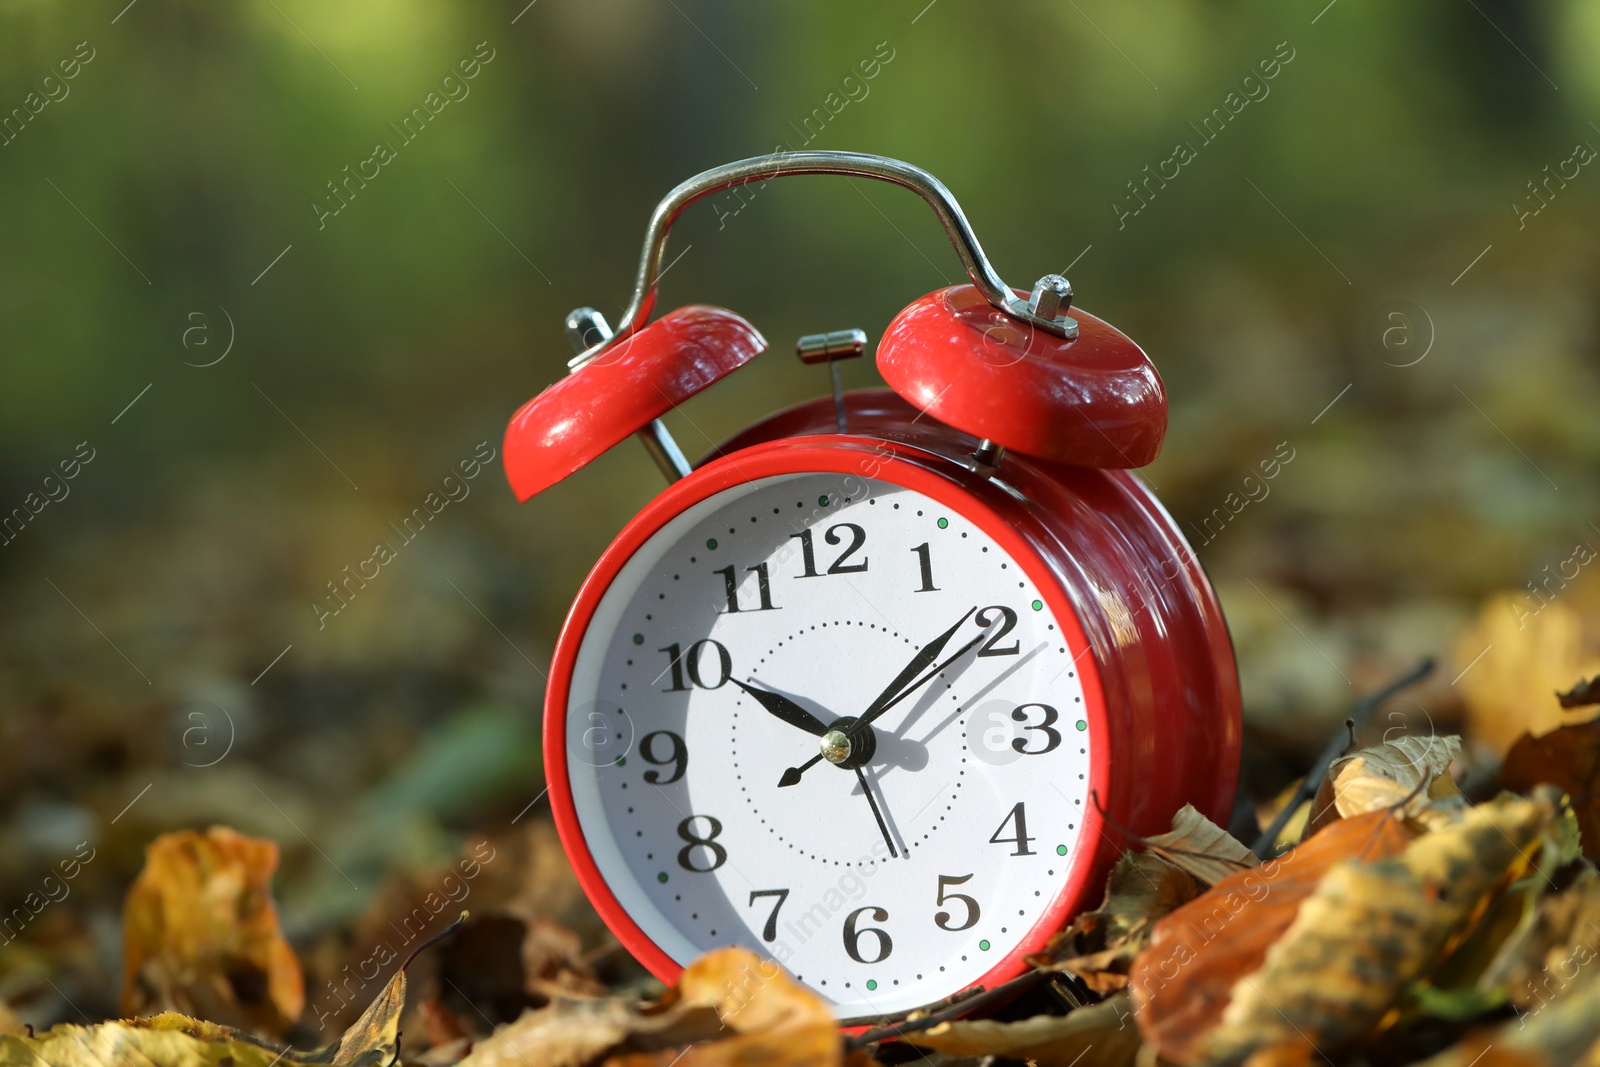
[503,152,1239,1023]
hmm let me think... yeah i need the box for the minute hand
[852,606,977,731]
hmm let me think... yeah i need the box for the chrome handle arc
[570,151,1075,370]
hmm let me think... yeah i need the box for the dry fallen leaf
[1129,810,1418,1065]
[459,948,836,1067]
[1455,594,1600,755]
[1029,851,1199,992]
[1411,965,1600,1066]
[1144,805,1259,887]
[0,963,408,1067]
[907,993,1141,1067]
[0,1014,292,1067]
[1477,866,1600,1015]
[1194,790,1561,1066]
[1307,734,1465,834]
[1502,719,1600,853]
[120,826,305,1035]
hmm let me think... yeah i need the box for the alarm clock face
[557,470,1099,1018]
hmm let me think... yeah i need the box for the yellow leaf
[0,1019,290,1067]
[120,826,305,1036]
[1455,594,1600,755]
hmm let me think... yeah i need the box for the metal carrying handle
[569,150,1077,370]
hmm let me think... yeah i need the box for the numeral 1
[715,563,778,612]
[790,530,821,578]
[911,542,939,592]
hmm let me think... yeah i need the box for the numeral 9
[640,730,687,784]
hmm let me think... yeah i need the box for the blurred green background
[2,0,1598,1028]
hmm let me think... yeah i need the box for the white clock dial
[563,472,1093,1018]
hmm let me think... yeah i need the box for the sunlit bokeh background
[2,0,1598,1033]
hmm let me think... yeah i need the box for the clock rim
[543,437,1113,1021]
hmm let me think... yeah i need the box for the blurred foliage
[1,0,1599,1033]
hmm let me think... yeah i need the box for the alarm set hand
[855,606,977,730]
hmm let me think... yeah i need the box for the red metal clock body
[504,152,1240,1024]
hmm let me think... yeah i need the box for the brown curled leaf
[1027,850,1200,992]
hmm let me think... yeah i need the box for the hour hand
[733,679,829,737]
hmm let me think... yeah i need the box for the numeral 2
[789,523,868,577]
[976,605,1020,657]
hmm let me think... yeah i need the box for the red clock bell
[503,152,1239,1023]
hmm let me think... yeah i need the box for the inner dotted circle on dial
[727,621,968,866]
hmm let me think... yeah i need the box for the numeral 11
[715,563,777,613]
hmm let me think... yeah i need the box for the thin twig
[1251,656,1436,860]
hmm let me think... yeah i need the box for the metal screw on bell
[796,328,867,433]
[563,306,692,482]
[972,439,1005,470]
[1028,274,1073,322]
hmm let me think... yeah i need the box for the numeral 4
[988,802,1035,856]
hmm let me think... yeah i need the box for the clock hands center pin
[777,606,981,788]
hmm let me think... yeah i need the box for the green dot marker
[707,537,718,550]
[632,634,644,645]
[1075,719,1087,732]
[1056,844,1068,856]
[1031,599,1043,611]
[818,495,829,506]
[937,517,949,529]
[866,979,877,991]
[657,872,668,884]
[979,939,991,951]
[615,756,626,766]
